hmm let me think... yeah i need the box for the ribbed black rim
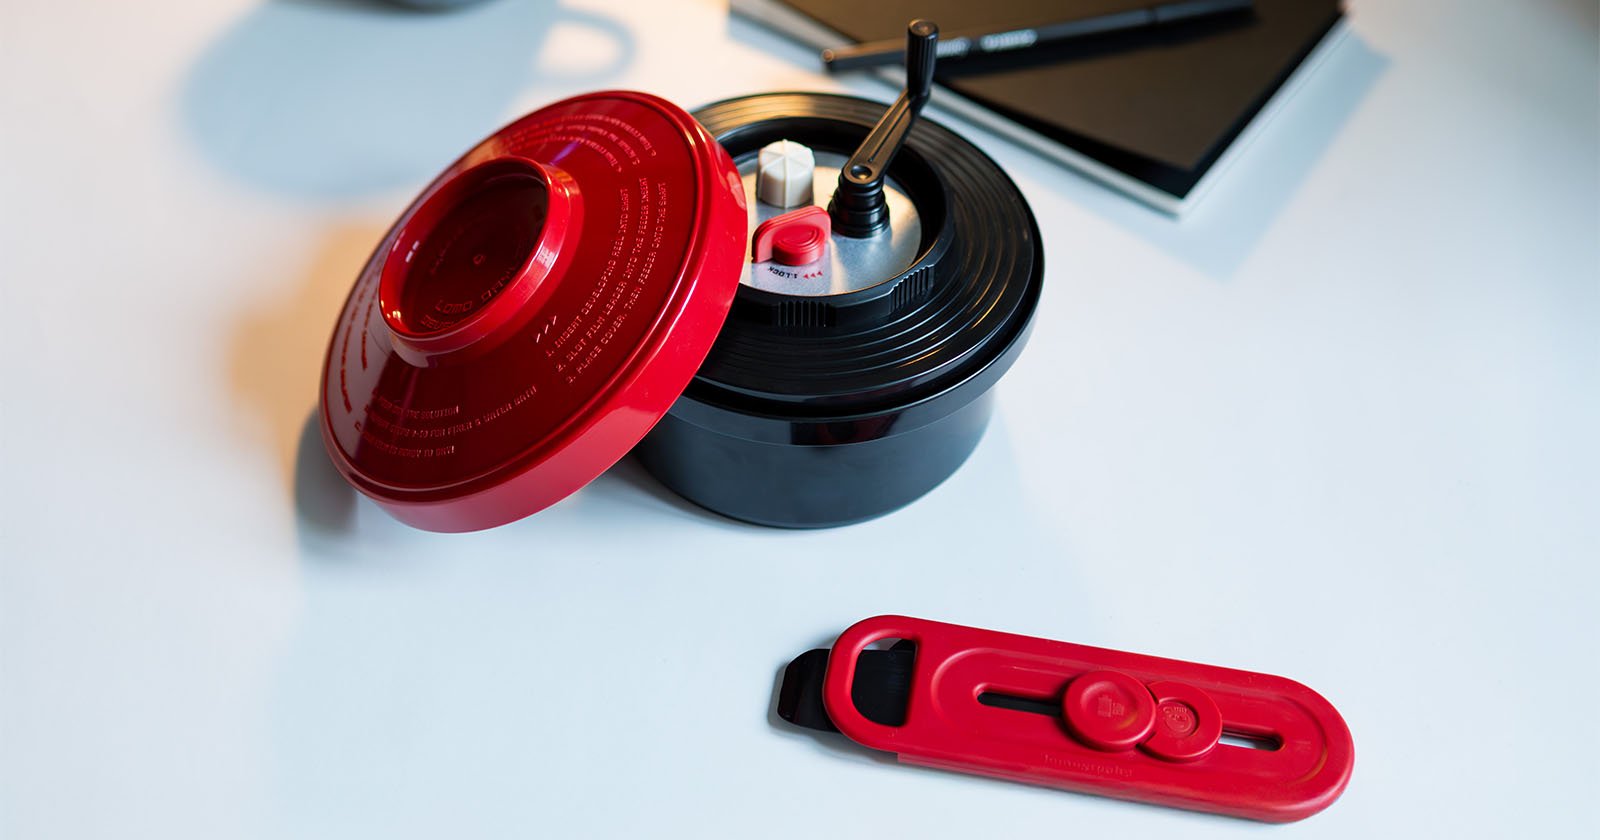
[687,92,1043,420]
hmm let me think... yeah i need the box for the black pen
[821,0,1254,73]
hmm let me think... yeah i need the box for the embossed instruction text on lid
[319,91,748,532]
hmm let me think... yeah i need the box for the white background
[2,1,1596,837]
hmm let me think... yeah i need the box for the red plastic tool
[820,616,1354,822]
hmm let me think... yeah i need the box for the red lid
[319,91,748,531]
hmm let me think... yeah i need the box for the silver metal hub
[738,151,922,297]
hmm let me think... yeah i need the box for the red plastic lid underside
[319,91,747,531]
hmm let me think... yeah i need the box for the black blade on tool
[776,642,917,732]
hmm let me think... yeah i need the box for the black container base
[634,392,995,529]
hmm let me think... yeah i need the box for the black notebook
[733,0,1346,214]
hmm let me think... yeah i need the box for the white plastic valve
[757,140,816,209]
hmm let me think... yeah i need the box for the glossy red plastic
[319,91,748,531]
[751,205,830,266]
[1062,669,1156,751]
[821,616,1354,822]
[1144,679,1224,762]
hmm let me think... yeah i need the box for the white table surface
[3,1,1596,837]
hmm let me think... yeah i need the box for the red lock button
[752,205,830,266]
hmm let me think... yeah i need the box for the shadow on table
[226,223,384,554]
[182,0,635,199]
[294,410,359,540]
[1054,30,1390,279]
